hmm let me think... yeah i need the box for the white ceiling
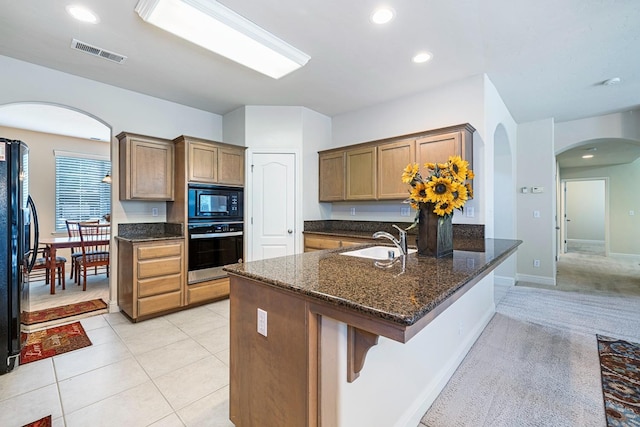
[0,0,639,162]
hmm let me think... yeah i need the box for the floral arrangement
[402,155,474,218]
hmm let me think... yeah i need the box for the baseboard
[609,252,640,261]
[516,273,555,286]
[494,275,515,286]
[399,305,495,427]
[566,239,604,244]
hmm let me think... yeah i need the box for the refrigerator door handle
[26,195,39,273]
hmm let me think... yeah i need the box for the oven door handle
[190,231,244,239]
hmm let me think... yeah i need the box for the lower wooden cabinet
[304,233,376,252]
[118,238,185,321]
[187,277,230,305]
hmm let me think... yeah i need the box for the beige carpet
[419,250,640,426]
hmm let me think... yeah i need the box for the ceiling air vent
[70,38,127,64]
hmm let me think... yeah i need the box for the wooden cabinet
[187,277,230,305]
[317,123,474,202]
[416,126,473,166]
[377,139,415,200]
[318,151,345,202]
[346,146,377,200]
[176,136,245,186]
[117,239,185,321]
[303,233,376,252]
[117,132,174,201]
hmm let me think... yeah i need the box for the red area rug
[24,299,107,325]
[20,322,92,364]
[597,335,640,426]
[22,415,51,427]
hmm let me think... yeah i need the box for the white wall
[516,119,556,285]
[565,180,605,241]
[555,110,640,152]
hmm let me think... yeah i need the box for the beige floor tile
[177,385,233,427]
[79,313,110,331]
[204,299,230,318]
[65,381,173,427]
[154,356,229,411]
[121,324,190,355]
[58,357,149,414]
[214,349,229,366]
[163,305,213,327]
[53,340,132,381]
[0,358,55,401]
[84,324,121,346]
[0,383,62,426]
[52,416,66,427]
[150,413,187,427]
[110,316,174,341]
[136,338,210,379]
[174,314,229,338]
[192,325,229,354]
[103,311,131,326]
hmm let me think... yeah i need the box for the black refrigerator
[0,138,38,375]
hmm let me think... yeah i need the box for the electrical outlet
[350,207,356,216]
[533,210,540,218]
[458,321,464,336]
[533,259,540,268]
[400,207,411,216]
[151,207,158,217]
[257,308,267,337]
[466,207,474,218]
[630,210,635,216]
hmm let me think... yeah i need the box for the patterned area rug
[20,322,92,364]
[597,335,640,426]
[22,415,51,427]
[24,299,107,325]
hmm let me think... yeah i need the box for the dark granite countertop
[115,222,184,243]
[224,238,521,327]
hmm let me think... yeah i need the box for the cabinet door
[125,137,174,200]
[346,147,376,200]
[218,147,245,186]
[377,139,415,200]
[189,142,218,183]
[416,131,462,166]
[319,151,346,201]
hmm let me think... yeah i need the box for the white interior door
[250,152,296,261]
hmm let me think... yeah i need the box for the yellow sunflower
[448,156,469,181]
[433,201,454,216]
[402,163,420,184]
[424,162,437,171]
[467,169,475,180]
[450,182,468,210]
[465,182,473,199]
[426,176,453,204]
[409,182,428,203]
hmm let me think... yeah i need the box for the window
[55,152,111,232]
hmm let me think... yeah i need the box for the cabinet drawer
[138,256,182,279]
[138,273,182,298]
[304,236,341,250]
[188,278,229,305]
[138,290,182,317]
[136,243,182,260]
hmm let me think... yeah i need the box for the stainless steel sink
[340,246,417,260]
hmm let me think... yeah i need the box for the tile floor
[0,299,233,427]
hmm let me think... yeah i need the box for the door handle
[287,229,293,234]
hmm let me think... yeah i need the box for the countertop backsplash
[304,220,484,240]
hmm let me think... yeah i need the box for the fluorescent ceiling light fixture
[371,7,394,24]
[412,51,433,64]
[135,0,310,79]
[66,5,100,23]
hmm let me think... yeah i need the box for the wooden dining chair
[29,246,66,292]
[65,219,99,283]
[77,222,111,291]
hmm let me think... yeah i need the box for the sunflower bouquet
[402,155,474,221]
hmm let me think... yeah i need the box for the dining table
[39,233,111,294]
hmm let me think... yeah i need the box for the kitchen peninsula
[224,237,521,426]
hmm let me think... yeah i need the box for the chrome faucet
[372,225,408,256]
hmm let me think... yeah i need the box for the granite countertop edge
[224,238,522,327]
[115,235,184,243]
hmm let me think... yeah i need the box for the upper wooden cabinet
[319,151,345,201]
[175,136,245,186]
[346,146,377,200]
[318,123,474,202]
[416,127,473,166]
[117,132,174,201]
[377,139,415,200]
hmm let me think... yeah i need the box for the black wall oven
[188,221,243,284]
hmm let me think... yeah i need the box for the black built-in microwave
[188,184,243,222]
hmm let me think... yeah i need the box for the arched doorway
[0,102,113,316]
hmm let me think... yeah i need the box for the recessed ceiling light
[66,5,99,23]
[582,154,594,159]
[371,7,394,24]
[602,77,621,86]
[412,52,433,64]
